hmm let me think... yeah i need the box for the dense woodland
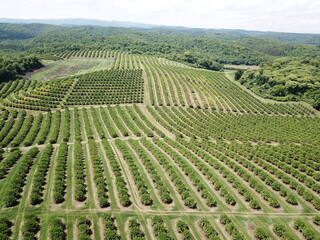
[239,57,320,109]
[0,56,42,82]
[0,23,319,66]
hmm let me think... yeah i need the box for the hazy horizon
[2,17,320,35]
[2,0,320,34]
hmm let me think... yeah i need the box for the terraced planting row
[56,49,117,59]
[140,55,315,115]
[0,106,166,148]
[0,182,318,240]
[148,106,320,144]
[3,213,318,240]
[1,77,74,111]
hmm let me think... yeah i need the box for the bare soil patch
[24,58,114,82]
[224,65,260,70]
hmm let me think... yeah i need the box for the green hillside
[0,23,319,67]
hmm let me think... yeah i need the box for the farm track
[1,207,319,217]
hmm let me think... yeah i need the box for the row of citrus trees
[142,54,314,115]
[0,105,166,149]
[1,214,319,239]
[65,69,144,105]
[148,105,320,144]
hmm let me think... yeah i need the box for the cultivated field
[0,50,319,240]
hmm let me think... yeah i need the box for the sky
[1,0,320,33]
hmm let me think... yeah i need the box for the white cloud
[1,0,319,33]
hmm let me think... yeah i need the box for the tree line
[0,56,42,82]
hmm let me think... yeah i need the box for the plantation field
[24,57,114,82]
[0,50,319,240]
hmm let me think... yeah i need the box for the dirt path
[138,142,185,211]
[172,218,183,240]
[126,142,171,211]
[194,219,209,240]
[110,141,142,211]
[98,218,104,240]
[165,139,245,212]
[84,143,102,209]
[215,219,232,240]
[161,68,182,106]
[73,222,79,240]
[124,217,131,240]
[139,106,175,139]
[71,143,86,209]
[143,58,160,106]
[202,144,290,213]
[150,140,209,211]
[98,141,130,211]
[140,63,151,106]
[147,218,157,240]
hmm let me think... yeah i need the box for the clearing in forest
[24,57,114,81]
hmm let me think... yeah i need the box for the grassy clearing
[224,64,260,70]
[24,57,114,81]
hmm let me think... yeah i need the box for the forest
[0,23,319,67]
[0,56,42,81]
[238,57,320,109]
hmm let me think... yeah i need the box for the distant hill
[0,22,319,66]
[214,29,320,45]
[0,18,157,29]
[0,18,320,45]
